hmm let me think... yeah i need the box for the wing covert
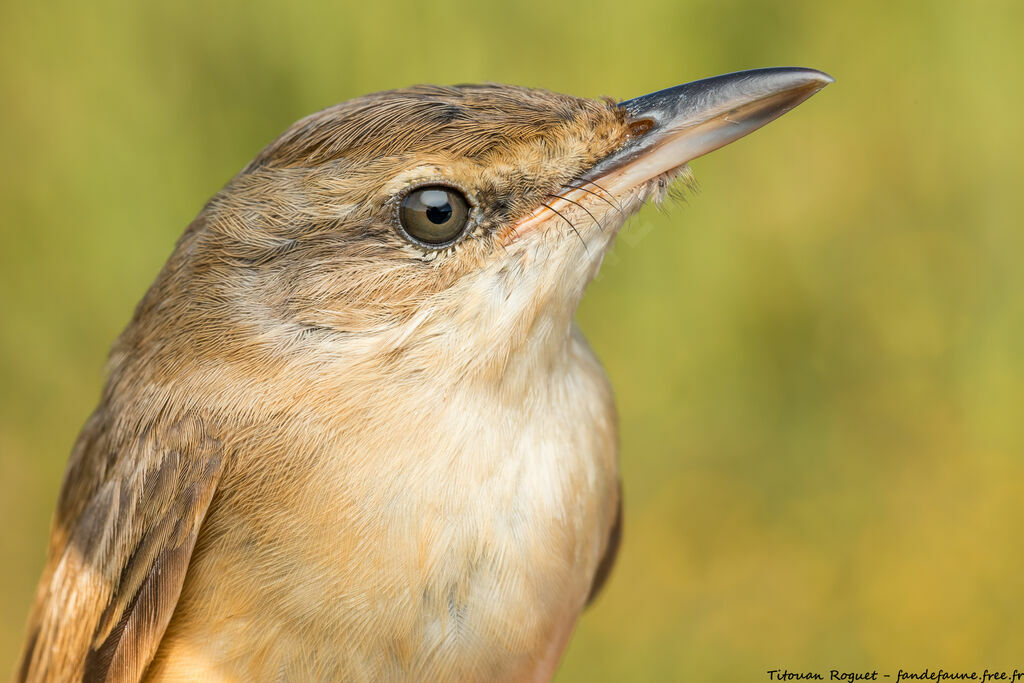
[18,412,223,683]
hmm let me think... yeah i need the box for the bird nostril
[627,118,655,138]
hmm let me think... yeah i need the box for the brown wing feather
[18,412,223,683]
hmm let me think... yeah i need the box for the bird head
[118,69,830,394]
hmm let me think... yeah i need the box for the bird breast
[146,325,619,681]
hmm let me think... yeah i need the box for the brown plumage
[18,70,830,682]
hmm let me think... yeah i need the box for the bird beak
[581,67,834,194]
[504,68,832,247]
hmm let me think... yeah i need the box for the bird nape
[19,68,830,682]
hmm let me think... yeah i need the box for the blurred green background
[2,0,1022,679]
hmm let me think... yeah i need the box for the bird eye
[398,185,471,247]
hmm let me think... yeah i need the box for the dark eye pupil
[418,189,454,225]
[425,203,452,224]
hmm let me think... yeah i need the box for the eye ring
[394,183,474,249]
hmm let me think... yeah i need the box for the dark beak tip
[786,67,835,95]
[782,66,835,85]
[784,68,835,105]
[813,68,836,84]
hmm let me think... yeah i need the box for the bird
[17,67,831,682]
